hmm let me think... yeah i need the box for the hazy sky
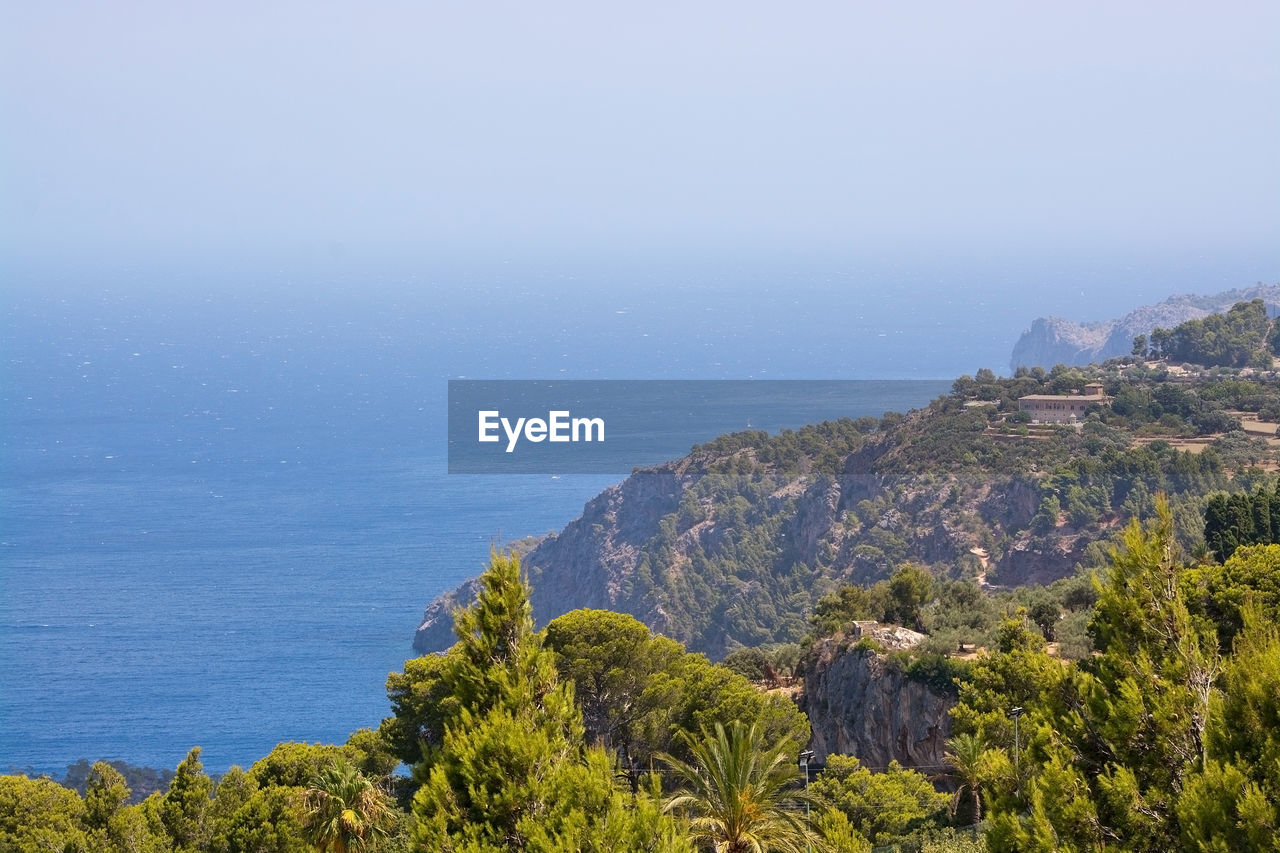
[3,2,1278,306]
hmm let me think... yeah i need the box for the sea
[0,270,1065,776]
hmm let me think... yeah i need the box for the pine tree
[84,761,131,832]
[1176,610,1280,850]
[411,551,690,852]
[987,499,1222,851]
[161,748,215,852]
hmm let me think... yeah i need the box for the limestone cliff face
[1010,284,1280,371]
[801,631,953,772]
[412,451,996,656]
[413,369,1203,656]
[412,410,1104,656]
[523,465,683,634]
[413,464,685,653]
[994,535,1085,587]
[1009,316,1112,373]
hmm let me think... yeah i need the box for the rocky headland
[1010,284,1280,371]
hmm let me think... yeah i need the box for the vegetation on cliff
[414,350,1280,662]
[1009,284,1280,370]
[1140,298,1276,368]
[943,502,1280,851]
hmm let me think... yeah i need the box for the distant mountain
[1010,284,1280,372]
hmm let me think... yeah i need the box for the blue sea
[1,277,1000,776]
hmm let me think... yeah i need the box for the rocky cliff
[413,464,687,653]
[414,391,1115,657]
[415,360,1249,658]
[800,626,953,772]
[1010,284,1280,371]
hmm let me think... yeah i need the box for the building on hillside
[1017,383,1109,423]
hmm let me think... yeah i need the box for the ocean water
[0,286,956,776]
[0,379,620,774]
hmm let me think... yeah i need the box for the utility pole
[1009,706,1025,801]
[799,749,814,853]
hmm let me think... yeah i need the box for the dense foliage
[808,756,948,849]
[1202,485,1280,561]
[543,609,809,776]
[949,501,1280,851]
[1146,299,1275,367]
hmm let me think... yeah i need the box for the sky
[2,2,1278,330]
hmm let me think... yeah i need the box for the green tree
[84,761,132,832]
[411,551,688,852]
[1150,327,1171,358]
[541,608,809,774]
[1165,300,1271,367]
[1031,494,1060,534]
[977,500,1225,851]
[208,767,310,853]
[82,760,168,852]
[944,733,995,826]
[543,609,684,767]
[809,583,883,637]
[1185,542,1280,646]
[1203,492,1236,562]
[302,758,395,853]
[661,721,816,853]
[220,789,311,853]
[161,747,215,852]
[381,649,459,769]
[884,564,934,631]
[814,808,873,853]
[949,617,1065,752]
[720,646,772,682]
[1025,598,1060,643]
[251,742,358,790]
[1176,610,1280,850]
[342,729,399,781]
[807,755,948,848]
[649,651,810,769]
[0,773,89,852]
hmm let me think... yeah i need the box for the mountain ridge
[1010,283,1280,371]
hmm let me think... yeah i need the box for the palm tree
[302,758,395,853]
[662,721,816,853]
[944,732,988,826]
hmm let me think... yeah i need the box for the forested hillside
[418,346,1280,658]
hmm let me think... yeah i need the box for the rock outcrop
[414,464,687,653]
[800,627,953,772]
[1010,316,1113,372]
[1010,284,1280,372]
